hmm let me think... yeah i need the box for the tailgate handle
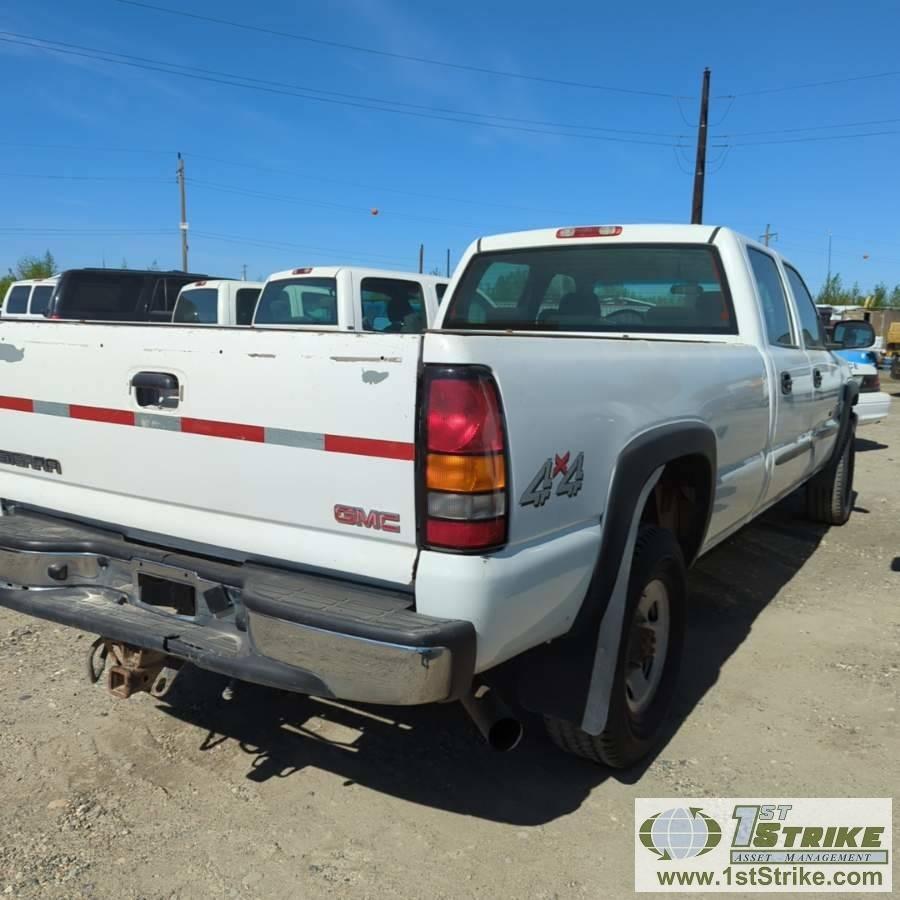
[132,371,180,409]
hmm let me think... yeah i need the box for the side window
[361,277,426,333]
[785,266,825,350]
[5,285,31,314]
[748,248,794,347]
[173,289,218,324]
[235,288,260,326]
[29,285,53,316]
[435,283,448,302]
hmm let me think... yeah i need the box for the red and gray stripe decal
[0,395,414,461]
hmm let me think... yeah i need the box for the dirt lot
[1,400,898,899]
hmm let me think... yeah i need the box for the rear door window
[56,273,146,320]
[28,285,53,316]
[254,278,338,326]
[5,285,31,314]
[748,249,795,348]
[361,277,426,332]
[235,288,261,325]
[784,265,826,349]
[442,245,735,333]
[173,288,218,324]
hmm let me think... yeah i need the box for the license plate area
[132,560,198,619]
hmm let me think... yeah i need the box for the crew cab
[0,225,858,767]
[1,277,58,319]
[171,280,264,326]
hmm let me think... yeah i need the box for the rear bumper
[856,391,891,426]
[0,508,475,705]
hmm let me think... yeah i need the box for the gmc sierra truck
[0,225,858,767]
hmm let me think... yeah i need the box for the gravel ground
[0,399,898,899]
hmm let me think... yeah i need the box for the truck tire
[805,424,855,526]
[543,526,686,768]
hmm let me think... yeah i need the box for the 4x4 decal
[519,451,585,507]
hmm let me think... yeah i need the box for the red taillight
[421,367,507,552]
[556,225,622,239]
[862,373,881,392]
[426,378,503,454]
[425,517,506,549]
[292,267,312,275]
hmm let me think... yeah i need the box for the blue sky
[1,0,898,291]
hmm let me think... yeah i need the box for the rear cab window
[254,278,338,327]
[28,285,53,316]
[235,288,261,326]
[442,244,735,334]
[4,285,31,315]
[174,288,218,324]
[361,277,426,333]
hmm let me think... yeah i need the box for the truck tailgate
[0,323,421,585]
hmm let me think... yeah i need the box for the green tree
[817,273,844,304]
[891,285,900,307]
[868,282,888,309]
[0,250,56,305]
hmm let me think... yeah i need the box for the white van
[1,277,59,319]
[171,280,264,326]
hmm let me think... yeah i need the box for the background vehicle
[846,361,890,426]
[253,266,444,331]
[0,225,858,769]
[1,276,58,319]
[45,268,214,322]
[171,280,264,326]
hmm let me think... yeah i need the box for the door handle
[813,368,823,389]
[780,371,793,395]
[131,371,180,409]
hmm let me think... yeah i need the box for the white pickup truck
[0,225,858,767]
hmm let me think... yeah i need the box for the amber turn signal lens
[426,453,506,493]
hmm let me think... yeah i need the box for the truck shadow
[159,493,827,826]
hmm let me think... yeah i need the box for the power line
[723,69,900,99]
[191,231,413,268]
[728,129,900,147]
[0,172,168,181]
[0,32,687,147]
[0,142,593,217]
[113,0,690,99]
[186,153,587,215]
[718,115,900,138]
[186,178,482,228]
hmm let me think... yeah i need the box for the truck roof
[179,279,264,290]
[266,266,448,283]
[476,223,721,252]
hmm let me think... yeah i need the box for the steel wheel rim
[625,578,670,715]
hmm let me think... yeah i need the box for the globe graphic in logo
[639,807,722,860]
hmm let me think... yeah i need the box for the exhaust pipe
[460,684,523,752]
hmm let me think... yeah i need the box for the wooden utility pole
[418,243,424,274]
[446,248,451,278]
[241,264,248,281]
[760,224,778,247]
[177,153,189,271]
[690,68,711,225]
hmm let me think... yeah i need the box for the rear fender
[511,421,716,726]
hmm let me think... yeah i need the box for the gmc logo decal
[0,449,62,475]
[333,504,400,533]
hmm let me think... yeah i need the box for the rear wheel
[806,424,855,526]
[543,526,686,768]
